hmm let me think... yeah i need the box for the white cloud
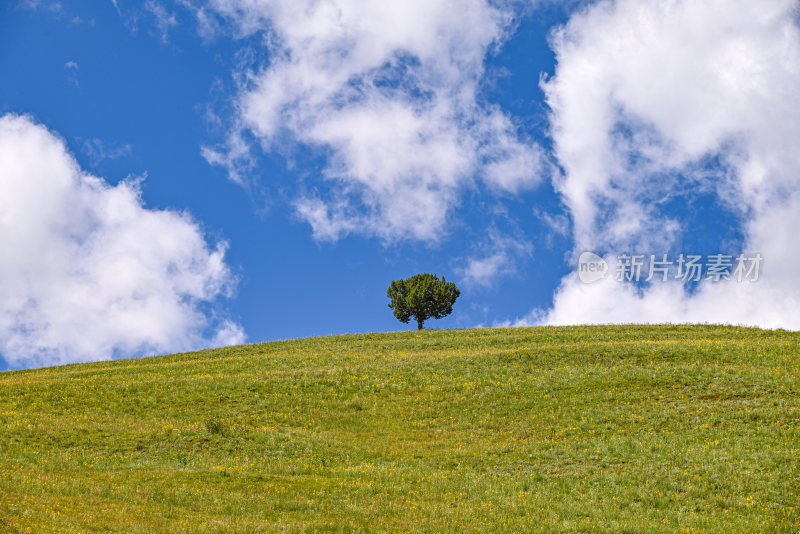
[64,61,79,87]
[146,0,179,42]
[81,137,132,166]
[533,208,570,247]
[18,0,63,12]
[459,253,514,289]
[0,114,244,368]
[457,229,533,289]
[529,0,800,329]
[202,0,547,242]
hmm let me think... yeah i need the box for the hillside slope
[1,325,799,532]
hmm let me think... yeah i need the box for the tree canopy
[387,273,460,330]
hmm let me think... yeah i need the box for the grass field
[0,325,799,533]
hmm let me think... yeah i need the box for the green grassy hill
[1,325,799,533]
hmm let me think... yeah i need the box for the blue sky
[2,0,799,370]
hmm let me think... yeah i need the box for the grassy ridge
[0,325,799,532]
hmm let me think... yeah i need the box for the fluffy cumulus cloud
[530,0,800,329]
[0,114,244,368]
[202,0,547,242]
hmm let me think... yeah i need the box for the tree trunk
[417,318,424,330]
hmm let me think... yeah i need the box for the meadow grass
[0,325,798,532]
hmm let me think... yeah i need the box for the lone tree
[387,273,460,330]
